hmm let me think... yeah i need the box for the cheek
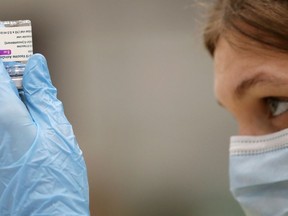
[234,98,288,135]
[228,98,276,136]
[270,112,288,131]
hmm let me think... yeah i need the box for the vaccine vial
[0,20,33,89]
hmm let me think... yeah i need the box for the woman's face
[214,37,288,136]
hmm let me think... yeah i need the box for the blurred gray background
[1,0,243,215]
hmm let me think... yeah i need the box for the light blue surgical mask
[230,128,288,216]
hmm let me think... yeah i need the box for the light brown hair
[203,0,288,56]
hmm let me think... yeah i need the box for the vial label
[0,20,33,89]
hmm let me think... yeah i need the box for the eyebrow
[234,72,286,98]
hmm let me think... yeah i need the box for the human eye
[266,97,288,117]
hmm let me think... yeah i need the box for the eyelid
[265,97,288,103]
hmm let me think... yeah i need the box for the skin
[214,36,288,136]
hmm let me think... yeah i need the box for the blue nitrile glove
[0,54,90,215]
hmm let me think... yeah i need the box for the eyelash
[265,97,288,117]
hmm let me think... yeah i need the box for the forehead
[214,38,260,95]
[213,37,288,106]
[214,37,270,74]
[214,35,288,77]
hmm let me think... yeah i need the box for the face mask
[230,128,288,216]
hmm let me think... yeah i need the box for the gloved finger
[22,54,70,129]
[0,58,19,97]
[0,57,25,126]
[0,58,37,166]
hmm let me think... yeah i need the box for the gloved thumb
[22,54,69,128]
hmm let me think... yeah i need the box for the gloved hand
[0,54,90,215]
